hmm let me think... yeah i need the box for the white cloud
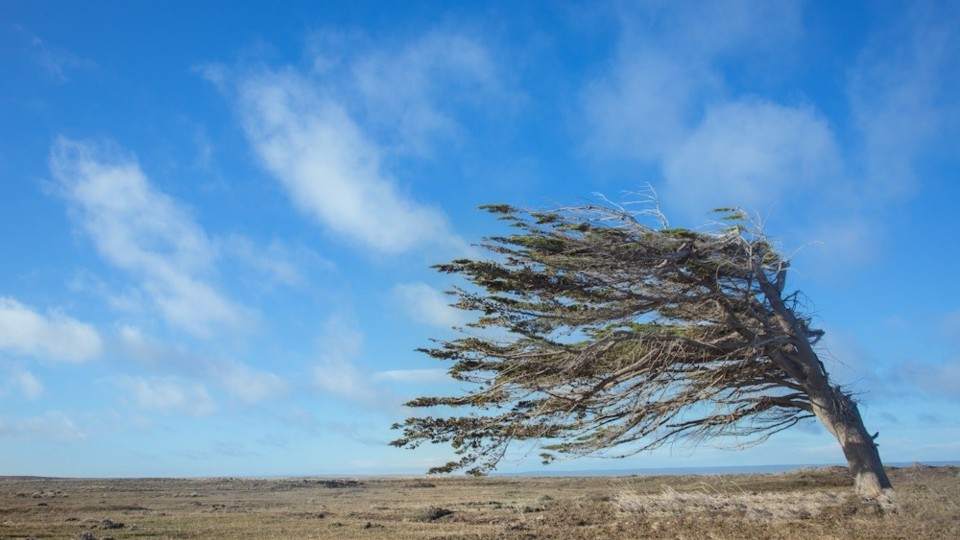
[49,137,250,337]
[583,1,957,227]
[12,25,96,84]
[220,234,331,287]
[0,411,85,441]
[582,0,803,162]
[373,369,448,384]
[896,360,960,402]
[847,5,960,198]
[578,2,856,222]
[801,215,879,269]
[311,317,374,402]
[117,325,286,404]
[663,100,841,213]
[819,328,960,403]
[310,317,447,409]
[1,367,44,400]
[583,51,717,161]
[310,317,419,412]
[9,368,44,400]
[214,31,500,255]
[392,282,466,328]
[348,31,500,154]
[68,271,148,314]
[274,407,387,446]
[617,0,804,59]
[312,357,375,402]
[943,310,960,342]
[817,329,882,395]
[113,376,216,416]
[236,71,460,254]
[0,297,102,362]
[216,362,287,404]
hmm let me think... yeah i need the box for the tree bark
[809,384,894,501]
[753,270,894,502]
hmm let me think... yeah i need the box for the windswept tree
[392,200,893,500]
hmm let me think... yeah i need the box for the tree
[391,199,893,501]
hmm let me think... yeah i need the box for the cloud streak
[311,317,451,409]
[235,71,459,254]
[117,325,286,404]
[50,137,251,337]
[373,369,448,384]
[311,317,381,404]
[583,1,958,224]
[662,100,841,213]
[209,31,502,255]
[848,3,960,199]
[582,0,803,162]
[0,411,85,441]
[0,297,102,363]
[392,282,467,329]
[2,367,44,400]
[346,31,501,155]
[581,1,835,217]
[113,376,217,416]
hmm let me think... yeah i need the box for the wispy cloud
[579,0,959,274]
[392,282,466,329]
[662,99,841,213]
[584,1,958,212]
[943,310,960,343]
[2,367,44,400]
[0,411,85,441]
[217,361,287,404]
[373,369,448,384]
[311,317,445,409]
[117,325,286,404]
[580,2,842,218]
[208,31,502,255]
[582,0,803,164]
[346,31,501,155]
[0,297,102,363]
[113,375,217,416]
[219,234,332,287]
[275,407,388,446]
[820,328,960,404]
[311,317,379,403]
[896,360,960,402]
[234,70,460,254]
[847,3,960,198]
[12,25,96,83]
[50,137,252,337]
[817,329,883,397]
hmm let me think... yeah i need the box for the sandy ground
[1,465,957,539]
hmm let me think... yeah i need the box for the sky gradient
[1,0,959,477]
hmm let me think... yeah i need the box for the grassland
[1,465,957,539]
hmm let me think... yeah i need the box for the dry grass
[614,484,847,520]
[0,465,957,539]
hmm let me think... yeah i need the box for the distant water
[495,460,960,477]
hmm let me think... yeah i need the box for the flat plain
[1,465,957,539]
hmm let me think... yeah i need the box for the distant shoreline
[494,460,960,477]
[0,461,956,481]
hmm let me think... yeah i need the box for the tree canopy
[392,199,891,500]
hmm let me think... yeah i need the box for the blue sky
[1,1,958,477]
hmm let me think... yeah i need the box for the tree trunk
[755,272,894,503]
[809,385,894,502]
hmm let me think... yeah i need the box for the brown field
[1,465,957,539]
